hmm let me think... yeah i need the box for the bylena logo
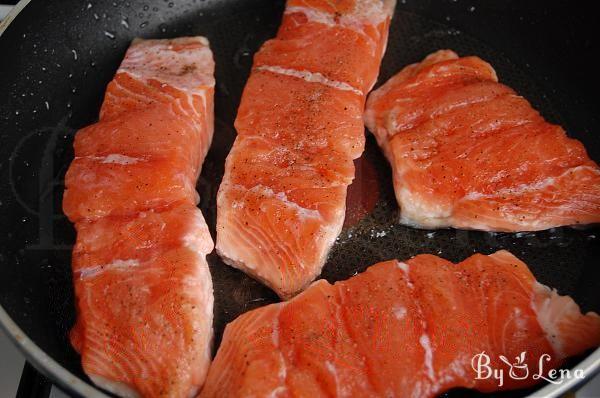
[471,351,586,387]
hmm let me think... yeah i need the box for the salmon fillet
[200,250,600,397]
[216,0,396,299]
[63,37,215,397]
[64,38,214,221]
[364,50,600,231]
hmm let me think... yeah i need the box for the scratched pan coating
[0,0,598,397]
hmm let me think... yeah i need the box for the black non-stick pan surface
[1,0,599,397]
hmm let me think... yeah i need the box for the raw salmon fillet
[364,50,600,231]
[71,206,214,398]
[200,251,600,397]
[64,38,214,221]
[216,0,396,299]
[63,37,215,398]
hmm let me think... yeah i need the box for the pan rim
[0,0,599,397]
[0,306,108,397]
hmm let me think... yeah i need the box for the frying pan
[0,0,599,397]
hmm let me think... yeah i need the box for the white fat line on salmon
[463,165,600,201]
[255,65,364,96]
[120,69,213,101]
[101,154,141,164]
[77,259,140,280]
[396,260,435,379]
[243,184,322,219]
[395,261,415,289]
[267,387,288,398]
[393,306,407,320]
[78,154,144,165]
[270,308,288,396]
[275,191,321,220]
[325,361,341,396]
[396,261,409,273]
[419,334,435,380]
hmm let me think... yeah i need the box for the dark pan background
[0,1,599,397]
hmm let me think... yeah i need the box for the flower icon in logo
[499,351,529,380]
